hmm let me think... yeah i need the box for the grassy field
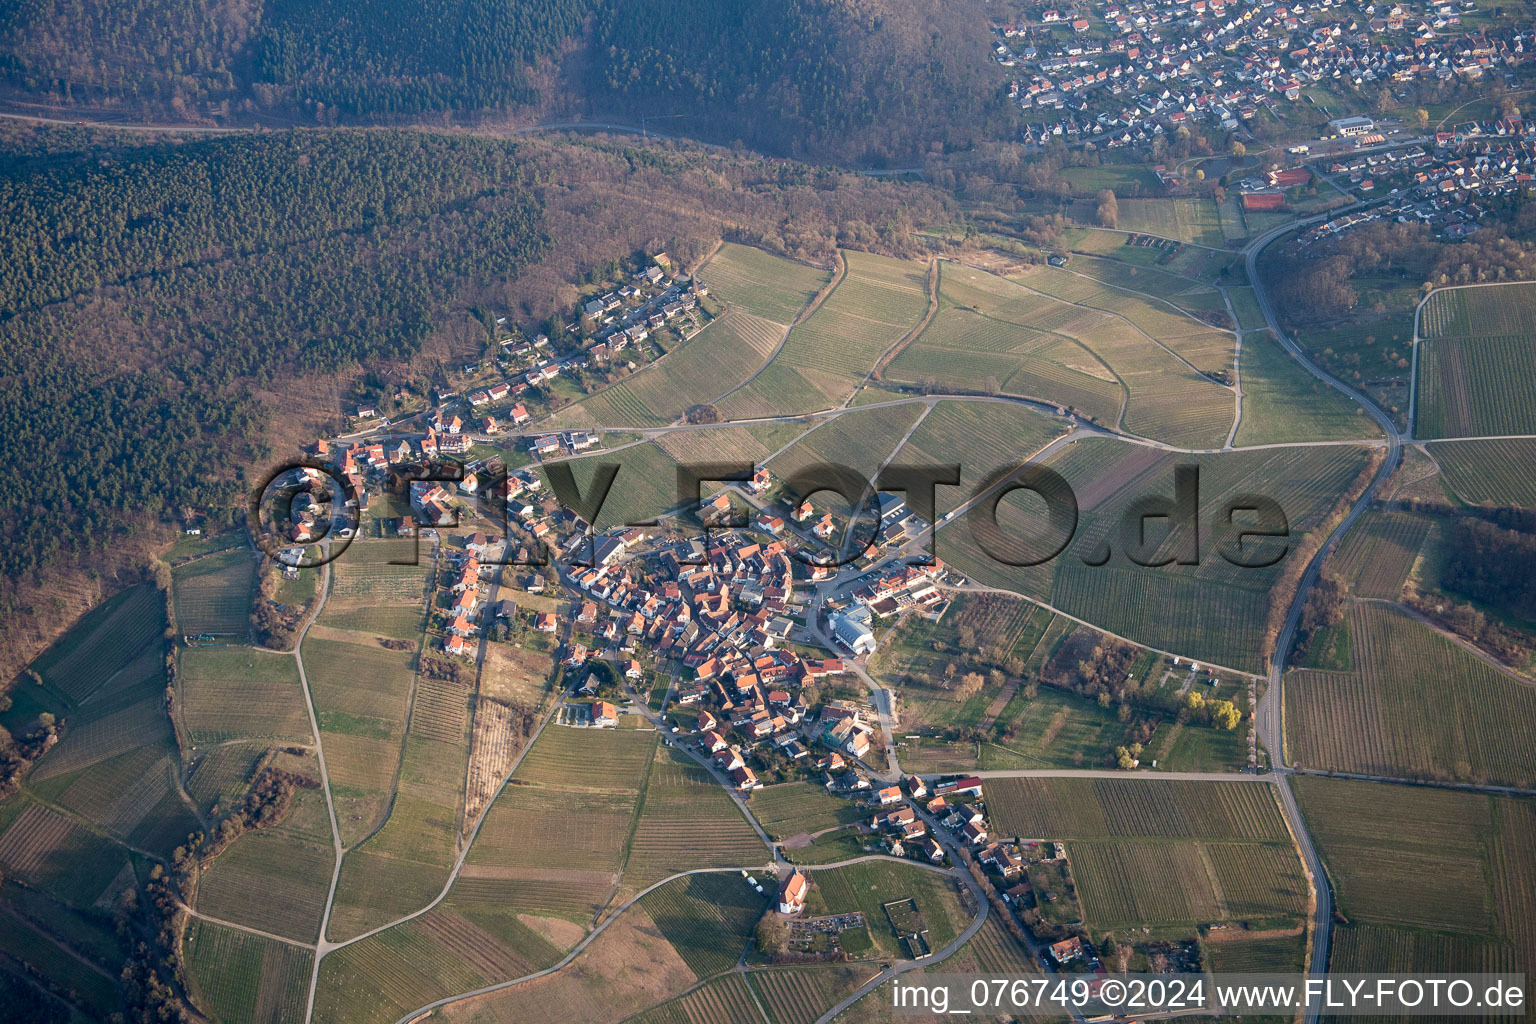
[702,243,831,324]
[722,250,930,416]
[807,860,969,958]
[1061,228,1240,283]
[1329,510,1430,600]
[1234,331,1378,445]
[746,782,866,840]
[1107,198,1227,247]
[939,438,1376,673]
[1295,776,1536,983]
[179,647,310,744]
[987,777,1290,842]
[544,441,684,530]
[1286,602,1536,787]
[183,919,313,1024]
[1428,438,1536,507]
[172,549,256,635]
[1292,315,1414,431]
[1229,287,1267,331]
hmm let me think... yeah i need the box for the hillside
[0,0,1009,163]
[0,122,949,682]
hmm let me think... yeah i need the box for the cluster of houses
[441,534,516,657]
[1300,115,1536,242]
[993,0,1531,150]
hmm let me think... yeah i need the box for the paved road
[1243,209,1403,1023]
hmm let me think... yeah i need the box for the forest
[588,0,1011,163]
[1441,517,1536,622]
[0,122,949,680]
[0,0,1008,163]
[0,129,548,585]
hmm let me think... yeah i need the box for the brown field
[436,902,698,1024]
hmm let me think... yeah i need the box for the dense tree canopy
[0,131,548,581]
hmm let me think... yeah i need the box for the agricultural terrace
[1428,438,1536,507]
[631,974,762,1024]
[890,399,1068,519]
[554,311,788,429]
[326,541,434,604]
[197,779,334,943]
[939,439,1377,673]
[1286,603,1536,788]
[429,893,706,1024]
[1294,777,1536,978]
[721,250,930,417]
[702,242,830,325]
[183,919,312,1024]
[326,663,473,939]
[652,421,814,470]
[1011,263,1233,377]
[768,402,923,478]
[29,741,197,858]
[0,894,121,1019]
[171,549,255,635]
[623,747,769,888]
[1204,933,1306,974]
[299,632,419,846]
[747,965,880,1024]
[1233,331,1378,446]
[986,778,1290,842]
[30,584,165,705]
[641,871,770,977]
[746,781,866,840]
[1329,509,1431,600]
[186,741,269,815]
[0,799,134,907]
[1065,839,1307,933]
[540,441,683,531]
[178,647,309,744]
[456,726,658,926]
[314,900,568,1024]
[887,260,1237,446]
[1415,284,1536,438]
[315,728,664,1022]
